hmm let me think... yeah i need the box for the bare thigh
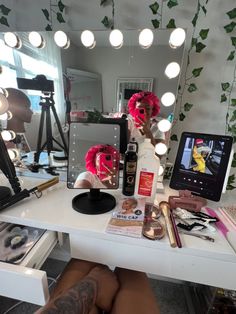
[50,258,101,314]
[110,268,160,314]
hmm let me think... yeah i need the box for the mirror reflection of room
[68,123,121,190]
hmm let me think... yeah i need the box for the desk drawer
[0,225,57,306]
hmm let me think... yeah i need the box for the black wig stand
[72,189,116,215]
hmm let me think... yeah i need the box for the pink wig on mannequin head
[85,144,120,174]
[128,91,160,118]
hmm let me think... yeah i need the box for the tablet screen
[170,132,233,201]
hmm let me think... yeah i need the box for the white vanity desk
[0,175,236,305]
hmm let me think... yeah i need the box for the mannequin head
[6,88,33,133]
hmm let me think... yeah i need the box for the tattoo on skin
[39,278,97,314]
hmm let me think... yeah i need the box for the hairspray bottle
[122,143,137,196]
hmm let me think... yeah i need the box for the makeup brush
[159,201,177,248]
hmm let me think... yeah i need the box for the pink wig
[128,91,160,118]
[85,144,120,174]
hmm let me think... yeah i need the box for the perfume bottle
[122,143,137,196]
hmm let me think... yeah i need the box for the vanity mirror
[0,28,186,179]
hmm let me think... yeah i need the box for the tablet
[169,132,233,201]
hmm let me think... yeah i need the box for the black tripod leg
[51,105,68,155]
[46,106,53,156]
[34,107,46,163]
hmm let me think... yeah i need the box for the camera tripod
[31,92,68,174]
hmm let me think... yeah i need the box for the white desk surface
[1,175,236,289]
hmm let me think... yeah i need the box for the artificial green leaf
[184,103,193,111]
[167,0,178,8]
[151,19,160,29]
[191,37,198,47]
[45,24,52,31]
[231,37,236,47]
[234,136,236,144]
[232,154,236,167]
[221,94,227,102]
[201,5,207,15]
[199,28,209,40]
[42,9,50,21]
[166,18,176,28]
[58,0,65,12]
[191,13,198,27]
[227,8,236,19]
[221,82,230,91]
[227,50,235,61]
[57,12,65,23]
[179,113,186,121]
[226,184,236,190]
[228,124,232,132]
[231,99,236,106]
[231,124,236,133]
[170,134,178,141]
[187,83,197,92]
[192,67,203,77]
[230,111,236,122]
[100,0,109,5]
[0,16,9,26]
[224,22,236,33]
[0,5,11,15]
[228,174,235,185]
[195,42,206,53]
[101,16,110,28]
[149,2,159,14]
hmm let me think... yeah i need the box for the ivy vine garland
[221,7,236,190]
[42,0,66,31]
[170,0,210,142]
[0,4,11,27]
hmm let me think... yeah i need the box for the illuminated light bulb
[169,28,186,49]
[0,92,9,114]
[157,119,172,132]
[81,30,96,49]
[139,28,154,49]
[0,109,12,121]
[165,62,180,79]
[1,130,16,141]
[109,29,123,49]
[155,142,168,155]
[0,112,8,120]
[158,165,164,176]
[54,31,70,49]
[28,32,45,48]
[161,92,175,107]
[4,32,22,49]
[8,149,19,160]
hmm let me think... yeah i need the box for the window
[0,33,64,115]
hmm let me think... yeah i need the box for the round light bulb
[0,93,9,115]
[1,130,16,141]
[8,148,19,160]
[29,32,45,48]
[4,32,22,49]
[0,112,8,120]
[54,31,70,49]
[165,62,180,79]
[139,28,154,49]
[81,30,96,49]
[161,92,175,107]
[157,119,172,132]
[155,142,168,155]
[158,165,164,176]
[109,29,123,49]
[169,28,186,49]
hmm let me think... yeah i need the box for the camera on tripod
[16,75,68,175]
